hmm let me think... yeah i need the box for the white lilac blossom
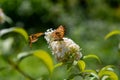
[44,28,82,62]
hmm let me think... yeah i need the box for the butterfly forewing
[52,25,65,41]
[29,32,43,47]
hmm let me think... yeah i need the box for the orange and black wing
[52,25,65,41]
[29,32,43,47]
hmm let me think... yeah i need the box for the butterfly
[29,32,43,47]
[52,25,65,41]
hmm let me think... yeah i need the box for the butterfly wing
[52,25,65,41]
[29,32,43,47]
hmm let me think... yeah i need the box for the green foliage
[0,25,119,80]
[33,50,54,74]
[105,30,120,40]
[83,69,98,79]
[54,62,63,69]
[0,27,28,41]
[83,54,101,64]
[99,71,118,80]
[77,60,86,72]
[0,27,54,79]
[98,65,118,80]
[0,0,120,79]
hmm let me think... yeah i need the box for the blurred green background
[0,0,120,80]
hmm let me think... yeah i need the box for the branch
[7,59,35,80]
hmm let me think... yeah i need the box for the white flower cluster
[44,28,82,62]
[44,28,55,43]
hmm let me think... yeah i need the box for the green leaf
[33,50,54,74]
[101,65,115,71]
[105,30,120,40]
[83,54,101,64]
[89,77,97,80]
[98,70,118,80]
[54,62,63,69]
[0,27,28,41]
[17,52,32,64]
[77,60,86,72]
[98,65,118,80]
[83,70,98,79]
[102,76,109,80]
[13,28,28,41]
